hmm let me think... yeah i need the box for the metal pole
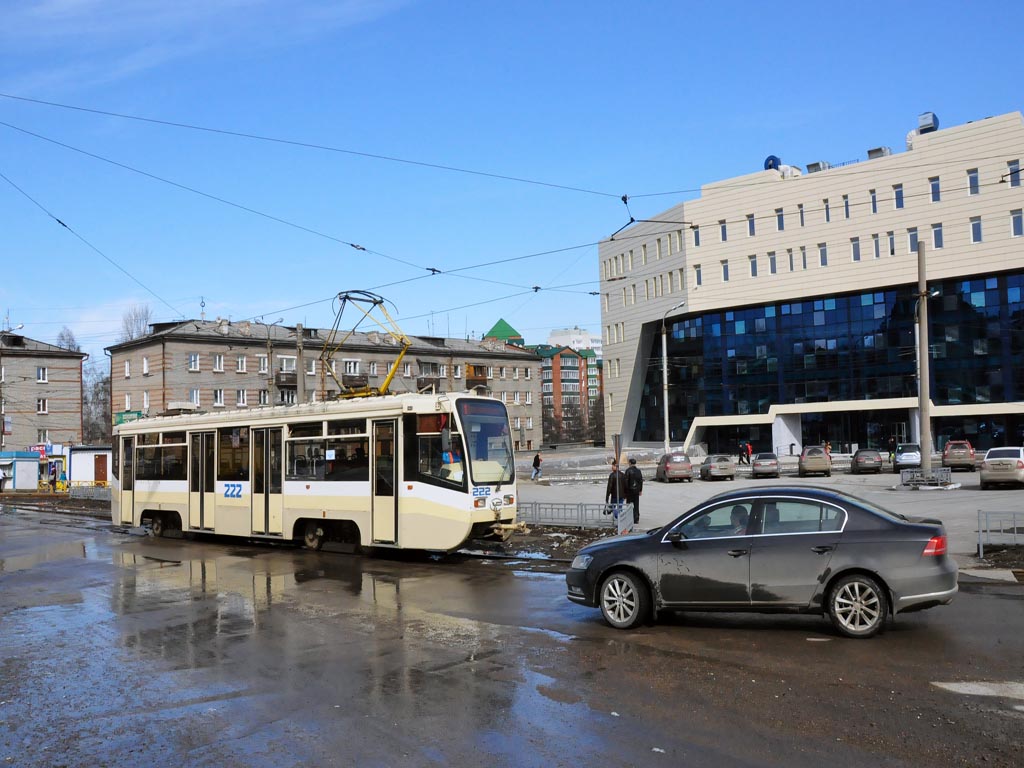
[296,323,305,405]
[661,300,685,456]
[917,242,932,474]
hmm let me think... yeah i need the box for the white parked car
[979,447,1024,490]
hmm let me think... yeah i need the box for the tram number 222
[223,483,243,498]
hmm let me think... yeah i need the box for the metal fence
[518,501,634,534]
[977,510,1022,557]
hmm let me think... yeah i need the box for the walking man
[531,452,543,481]
[604,460,625,515]
[624,457,644,525]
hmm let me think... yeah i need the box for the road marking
[932,681,1024,701]
[806,637,832,642]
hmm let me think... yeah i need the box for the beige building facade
[601,111,1024,454]
[0,331,86,450]
[107,320,544,451]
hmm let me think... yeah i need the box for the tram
[111,392,518,551]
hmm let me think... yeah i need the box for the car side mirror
[667,531,686,546]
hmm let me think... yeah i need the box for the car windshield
[456,398,514,484]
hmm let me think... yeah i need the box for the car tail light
[969,447,975,457]
[922,536,947,556]
[1018,460,1024,470]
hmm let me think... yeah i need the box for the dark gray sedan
[566,487,957,638]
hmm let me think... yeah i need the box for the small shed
[0,451,44,492]
[68,445,112,487]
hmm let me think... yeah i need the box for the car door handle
[727,549,749,558]
[811,545,834,554]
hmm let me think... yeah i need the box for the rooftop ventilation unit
[806,161,831,174]
[918,112,939,134]
[763,155,782,171]
[867,146,892,160]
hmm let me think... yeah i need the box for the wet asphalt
[1,503,1022,767]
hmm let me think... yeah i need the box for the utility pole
[916,242,933,475]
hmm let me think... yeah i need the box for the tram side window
[323,437,369,481]
[286,439,327,481]
[218,427,250,481]
[136,445,187,481]
[407,414,465,487]
[112,443,120,480]
[163,431,186,444]
[139,432,160,446]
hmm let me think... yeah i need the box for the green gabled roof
[484,318,523,342]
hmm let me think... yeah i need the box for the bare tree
[82,362,111,444]
[56,326,81,352]
[119,304,153,342]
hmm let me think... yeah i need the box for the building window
[967,168,979,196]
[930,176,941,202]
[279,357,296,373]
[513,391,521,404]
[630,285,637,305]
[893,184,904,209]
[213,354,224,372]
[213,389,224,407]
[236,355,247,373]
[908,227,919,253]
[656,238,663,260]
[188,353,200,371]
[259,390,269,406]
[823,199,831,222]
[775,208,784,231]
[237,389,247,407]
[842,195,850,219]
[124,360,131,378]
[305,359,316,376]
[719,220,727,242]
[869,189,877,214]
[721,260,729,282]
[525,366,531,380]
[768,251,777,274]
[143,391,149,410]
[798,203,805,226]
[749,255,757,277]
[1008,160,1021,187]
[746,214,755,236]
[887,231,895,256]
[971,216,983,243]
[800,246,807,270]
[818,243,828,267]
[37,398,48,414]
[692,225,700,246]
[190,388,200,405]
[525,391,532,405]
[787,249,794,271]
[257,355,268,374]
[932,223,944,249]
[36,366,48,383]
[694,264,702,286]
[454,365,462,379]
[402,362,412,377]
[499,366,506,379]
[851,237,861,262]
[526,417,533,429]
[1012,209,1023,238]
[340,359,359,375]
[124,393,131,411]
[872,234,880,259]
[37,429,48,443]
[142,356,149,376]
[280,390,296,405]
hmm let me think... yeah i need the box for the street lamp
[914,242,938,475]
[661,300,686,456]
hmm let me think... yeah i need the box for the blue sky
[2,0,1022,365]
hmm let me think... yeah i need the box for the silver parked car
[750,452,780,478]
[699,454,736,481]
[893,443,922,474]
[979,447,1024,490]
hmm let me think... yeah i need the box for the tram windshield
[456,399,515,485]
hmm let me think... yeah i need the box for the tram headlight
[474,498,487,509]
[570,554,593,570]
[503,494,515,505]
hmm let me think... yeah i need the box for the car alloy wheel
[599,571,649,630]
[829,574,887,638]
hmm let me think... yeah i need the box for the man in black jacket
[624,457,644,524]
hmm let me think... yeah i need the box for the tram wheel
[303,521,326,551]
[150,514,166,538]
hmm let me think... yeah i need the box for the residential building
[0,331,86,450]
[600,111,1024,454]
[529,344,591,443]
[548,325,603,359]
[106,319,544,450]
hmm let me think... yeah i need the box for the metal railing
[518,501,634,534]
[977,510,1022,558]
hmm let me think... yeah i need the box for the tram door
[372,420,397,544]
[189,431,216,530]
[119,436,135,525]
[251,428,283,535]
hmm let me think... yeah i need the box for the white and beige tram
[111,392,519,551]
